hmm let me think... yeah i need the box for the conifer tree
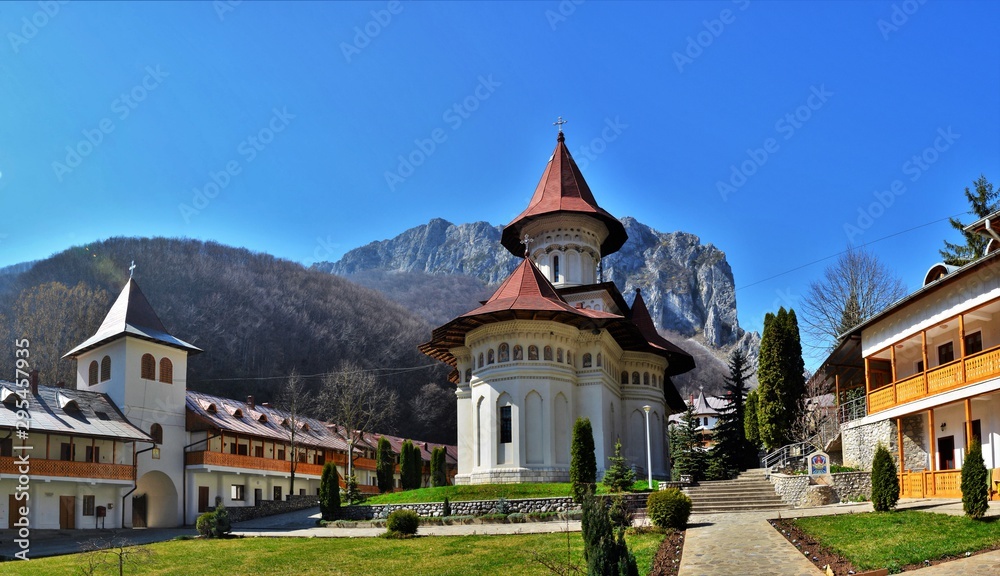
[706,349,754,479]
[399,440,420,490]
[669,404,704,482]
[941,175,998,266]
[431,446,448,487]
[571,418,597,502]
[319,462,341,520]
[962,439,989,519]
[744,388,761,450]
[756,308,806,450]
[375,437,395,493]
[871,443,899,512]
[602,439,636,492]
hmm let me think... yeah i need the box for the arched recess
[525,391,543,465]
[652,411,663,473]
[554,393,570,465]
[629,409,646,468]
[134,470,178,527]
[497,393,513,465]
[476,396,487,468]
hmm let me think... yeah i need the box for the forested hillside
[0,238,456,443]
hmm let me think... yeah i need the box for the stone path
[678,499,1000,576]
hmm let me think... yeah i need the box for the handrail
[760,438,820,472]
[838,395,867,423]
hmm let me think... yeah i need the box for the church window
[488,349,495,364]
[544,346,553,361]
[160,358,173,384]
[632,372,640,385]
[528,345,539,360]
[567,352,573,366]
[557,348,564,363]
[150,423,163,444]
[465,368,472,382]
[596,353,602,367]
[88,361,99,386]
[498,343,510,362]
[478,353,484,368]
[100,356,111,382]
[582,353,592,368]
[499,406,512,444]
[621,371,628,385]
[553,256,560,283]
[644,372,650,386]
[513,345,523,361]
[140,354,156,380]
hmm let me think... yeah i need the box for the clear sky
[1,1,998,368]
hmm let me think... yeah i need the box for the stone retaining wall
[770,474,811,506]
[841,416,927,471]
[831,471,871,502]
[224,494,319,523]
[340,493,650,521]
[769,471,872,507]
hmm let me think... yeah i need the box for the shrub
[871,443,899,512]
[962,439,989,519]
[602,440,637,493]
[431,446,448,487]
[646,488,692,529]
[345,473,363,505]
[319,462,341,521]
[495,496,510,515]
[608,494,633,530]
[571,418,597,502]
[376,437,395,494]
[581,491,638,576]
[442,496,451,517]
[212,504,231,537]
[400,440,421,490]
[386,509,419,535]
[196,512,216,537]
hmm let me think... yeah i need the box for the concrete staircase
[683,468,791,514]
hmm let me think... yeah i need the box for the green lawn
[364,482,651,505]
[793,510,1000,572]
[3,532,664,576]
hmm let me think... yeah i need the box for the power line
[736,211,970,292]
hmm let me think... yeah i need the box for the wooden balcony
[185,450,324,477]
[0,456,133,481]
[867,345,1000,414]
[899,470,961,499]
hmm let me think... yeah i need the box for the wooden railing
[899,470,962,498]
[868,346,1000,414]
[0,456,133,481]
[185,451,324,477]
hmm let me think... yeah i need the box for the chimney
[56,381,65,389]
[261,402,270,408]
[29,370,39,395]
[689,394,694,406]
[246,395,255,409]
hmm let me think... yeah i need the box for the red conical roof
[501,133,628,257]
[630,289,695,374]
[464,257,583,317]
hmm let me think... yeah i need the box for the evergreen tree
[319,462,340,520]
[962,440,989,519]
[941,175,998,266]
[571,418,597,502]
[744,388,761,450]
[602,439,637,492]
[756,308,806,450]
[375,437,395,493]
[871,443,899,512]
[431,446,448,487]
[399,440,419,490]
[706,349,755,479]
[669,404,704,482]
[581,490,638,576]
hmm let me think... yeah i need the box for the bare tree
[77,533,154,576]
[320,361,398,481]
[787,372,837,449]
[277,370,307,498]
[800,245,906,353]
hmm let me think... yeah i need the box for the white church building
[421,130,696,484]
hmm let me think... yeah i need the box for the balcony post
[835,373,840,406]
[864,356,871,394]
[959,314,967,383]
[896,417,905,473]
[921,331,929,394]
[890,345,897,383]
[965,398,973,451]
[927,409,936,472]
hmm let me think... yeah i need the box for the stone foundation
[458,467,572,485]
[841,416,928,471]
[222,494,319,523]
[340,493,650,521]
[769,471,872,507]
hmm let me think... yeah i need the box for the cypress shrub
[442,496,451,517]
[319,462,340,520]
[871,443,899,512]
[581,491,638,576]
[646,488,692,529]
[571,418,597,502]
[400,440,418,490]
[212,503,231,537]
[962,439,989,519]
[431,446,448,487]
[386,509,419,535]
[376,437,395,494]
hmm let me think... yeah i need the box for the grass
[793,510,1000,571]
[4,532,665,576]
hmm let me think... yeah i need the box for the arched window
[88,361,99,386]
[487,349,495,364]
[465,369,472,382]
[632,372,640,386]
[498,343,510,362]
[100,356,111,382]
[620,371,628,385]
[140,354,155,380]
[513,345,523,361]
[582,353,592,368]
[644,372,650,386]
[544,346,553,361]
[552,255,560,283]
[478,353,484,368]
[159,358,173,384]
[596,353,602,367]
[150,423,163,444]
[556,348,564,363]
[528,345,539,360]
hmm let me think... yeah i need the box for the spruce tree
[375,437,395,493]
[581,490,638,576]
[602,439,636,492]
[962,440,989,519]
[669,404,704,482]
[941,175,998,266]
[871,443,899,512]
[571,418,597,502]
[706,349,755,479]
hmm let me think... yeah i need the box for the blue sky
[1,1,998,367]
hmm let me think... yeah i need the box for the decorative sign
[808,451,830,476]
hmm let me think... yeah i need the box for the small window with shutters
[88,361,99,386]
[100,356,111,382]
[141,354,155,380]
[159,358,173,384]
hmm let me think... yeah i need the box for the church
[420,128,696,484]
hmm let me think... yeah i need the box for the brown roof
[501,133,628,257]
[630,289,695,374]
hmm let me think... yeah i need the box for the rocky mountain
[315,217,761,395]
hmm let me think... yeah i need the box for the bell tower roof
[501,132,628,257]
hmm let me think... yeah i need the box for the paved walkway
[678,499,1000,576]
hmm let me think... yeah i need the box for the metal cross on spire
[553,116,567,133]
[129,260,136,278]
[522,234,534,258]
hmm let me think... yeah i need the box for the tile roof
[65,279,202,358]
[0,382,150,441]
[630,289,695,375]
[501,132,628,257]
